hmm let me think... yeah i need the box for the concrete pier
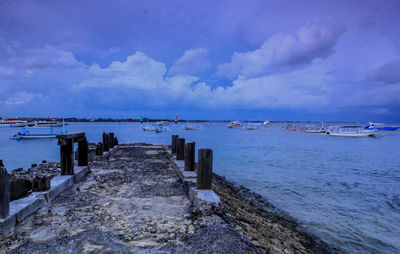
[0,142,335,253]
[0,145,258,253]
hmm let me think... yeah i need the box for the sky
[0,0,400,121]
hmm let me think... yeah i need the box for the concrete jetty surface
[1,144,336,253]
[0,144,258,253]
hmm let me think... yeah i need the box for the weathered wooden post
[0,160,4,167]
[103,133,109,152]
[96,142,103,156]
[184,142,195,171]
[0,166,10,218]
[172,135,178,154]
[78,139,88,166]
[114,137,118,146]
[32,176,51,192]
[176,138,185,160]
[60,139,74,175]
[108,133,114,149]
[10,178,32,200]
[197,149,213,189]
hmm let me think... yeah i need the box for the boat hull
[15,134,58,139]
[326,132,375,137]
[365,127,399,131]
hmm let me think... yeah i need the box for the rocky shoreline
[1,144,340,253]
[212,174,341,253]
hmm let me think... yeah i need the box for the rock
[131,240,158,248]
[29,227,58,243]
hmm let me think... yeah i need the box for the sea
[0,122,399,253]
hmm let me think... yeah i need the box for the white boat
[228,121,242,128]
[246,123,261,130]
[35,120,63,127]
[141,123,165,133]
[0,119,27,127]
[303,124,326,133]
[364,122,399,131]
[262,121,272,127]
[325,126,377,137]
[183,122,199,130]
[156,121,169,126]
[12,127,67,140]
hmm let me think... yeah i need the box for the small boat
[141,123,165,133]
[325,126,377,137]
[364,122,399,131]
[228,121,242,128]
[12,127,67,140]
[303,124,326,133]
[0,119,27,127]
[157,121,169,126]
[285,124,297,131]
[35,119,63,127]
[262,121,272,127]
[183,122,199,130]
[246,123,261,130]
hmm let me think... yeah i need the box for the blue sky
[0,0,400,121]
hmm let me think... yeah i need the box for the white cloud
[4,92,43,105]
[168,48,211,76]
[99,47,121,58]
[8,45,84,71]
[218,20,344,79]
[77,51,167,89]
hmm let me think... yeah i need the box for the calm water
[1,122,399,253]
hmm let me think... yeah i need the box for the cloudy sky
[1,0,399,121]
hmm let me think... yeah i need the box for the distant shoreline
[1,117,367,124]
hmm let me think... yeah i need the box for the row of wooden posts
[0,131,118,219]
[95,132,118,156]
[171,135,213,190]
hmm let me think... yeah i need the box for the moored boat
[157,121,169,126]
[303,124,326,133]
[0,119,27,127]
[364,122,399,131]
[183,122,199,130]
[141,123,166,133]
[246,123,261,130]
[285,124,297,131]
[228,121,242,128]
[262,121,272,127]
[35,120,63,127]
[12,127,67,140]
[325,126,377,137]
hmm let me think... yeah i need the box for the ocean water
[1,122,399,253]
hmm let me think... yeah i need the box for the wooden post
[0,166,9,218]
[10,178,32,201]
[0,160,4,167]
[175,135,180,154]
[114,137,118,146]
[78,139,88,166]
[32,176,51,192]
[103,133,109,152]
[108,133,114,148]
[184,142,195,171]
[197,149,213,189]
[172,135,178,154]
[96,142,103,156]
[176,138,185,160]
[60,139,74,175]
